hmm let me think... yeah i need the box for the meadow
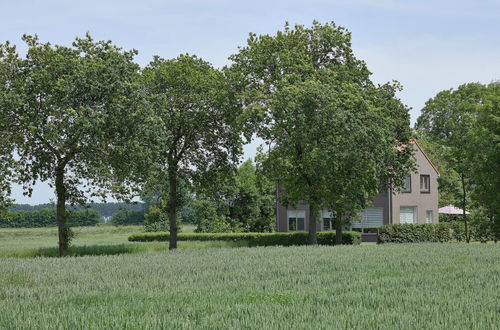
[0,236,498,329]
[0,224,246,258]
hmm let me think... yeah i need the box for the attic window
[420,175,430,193]
[402,176,411,193]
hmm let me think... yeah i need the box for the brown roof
[410,139,440,176]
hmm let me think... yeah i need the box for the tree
[416,83,488,242]
[142,54,244,250]
[187,159,275,234]
[0,35,142,256]
[230,21,413,244]
[0,44,15,210]
[468,82,500,240]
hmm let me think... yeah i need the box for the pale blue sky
[2,0,499,204]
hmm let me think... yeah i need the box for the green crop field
[0,231,498,329]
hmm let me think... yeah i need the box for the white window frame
[403,176,411,193]
[287,210,306,232]
[400,206,417,224]
[351,207,384,233]
[321,210,334,231]
[426,210,433,224]
[420,175,430,193]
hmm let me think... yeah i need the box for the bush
[377,223,452,244]
[144,206,182,232]
[68,209,102,227]
[128,231,361,246]
[111,209,145,226]
[449,221,467,242]
[0,208,102,228]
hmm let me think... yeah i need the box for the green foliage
[9,202,145,218]
[468,82,500,227]
[377,223,452,243]
[449,221,467,242]
[141,54,244,249]
[469,208,497,243]
[416,82,500,242]
[229,21,414,243]
[0,34,143,255]
[143,205,182,232]
[229,159,276,232]
[111,209,145,226]
[128,231,361,246]
[67,209,103,227]
[0,208,102,228]
[192,160,276,233]
[191,197,236,233]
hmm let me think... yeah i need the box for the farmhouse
[276,140,440,242]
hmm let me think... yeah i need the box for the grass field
[0,224,246,258]
[0,239,499,329]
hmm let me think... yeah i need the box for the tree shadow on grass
[5,244,166,258]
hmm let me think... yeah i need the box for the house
[276,140,440,242]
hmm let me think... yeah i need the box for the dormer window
[420,175,430,193]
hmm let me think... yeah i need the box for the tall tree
[416,83,488,242]
[142,54,244,250]
[230,21,413,244]
[468,82,500,239]
[0,35,142,256]
[0,44,16,210]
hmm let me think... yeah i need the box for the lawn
[0,241,498,329]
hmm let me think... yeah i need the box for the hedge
[128,231,361,246]
[377,223,452,244]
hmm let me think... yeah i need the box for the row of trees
[416,82,499,242]
[0,21,414,256]
[0,208,101,228]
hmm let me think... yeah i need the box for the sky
[2,0,499,204]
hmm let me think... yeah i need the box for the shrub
[111,209,145,226]
[68,209,102,227]
[450,221,467,242]
[128,231,361,246]
[377,223,452,244]
[144,206,182,232]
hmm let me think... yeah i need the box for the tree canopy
[0,34,143,256]
[416,82,500,242]
[230,21,414,244]
[141,54,245,249]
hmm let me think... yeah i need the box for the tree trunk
[335,210,343,245]
[168,167,178,250]
[461,173,469,243]
[308,203,318,245]
[55,166,68,257]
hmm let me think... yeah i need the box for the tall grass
[0,243,498,329]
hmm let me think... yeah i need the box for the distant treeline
[9,202,145,218]
[0,208,102,228]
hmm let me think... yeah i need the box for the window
[352,207,384,229]
[287,210,305,231]
[321,210,333,231]
[323,218,332,231]
[402,176,411,193]
[400,207,416,224]
[420,175,430,193]
[426,210,433,224]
